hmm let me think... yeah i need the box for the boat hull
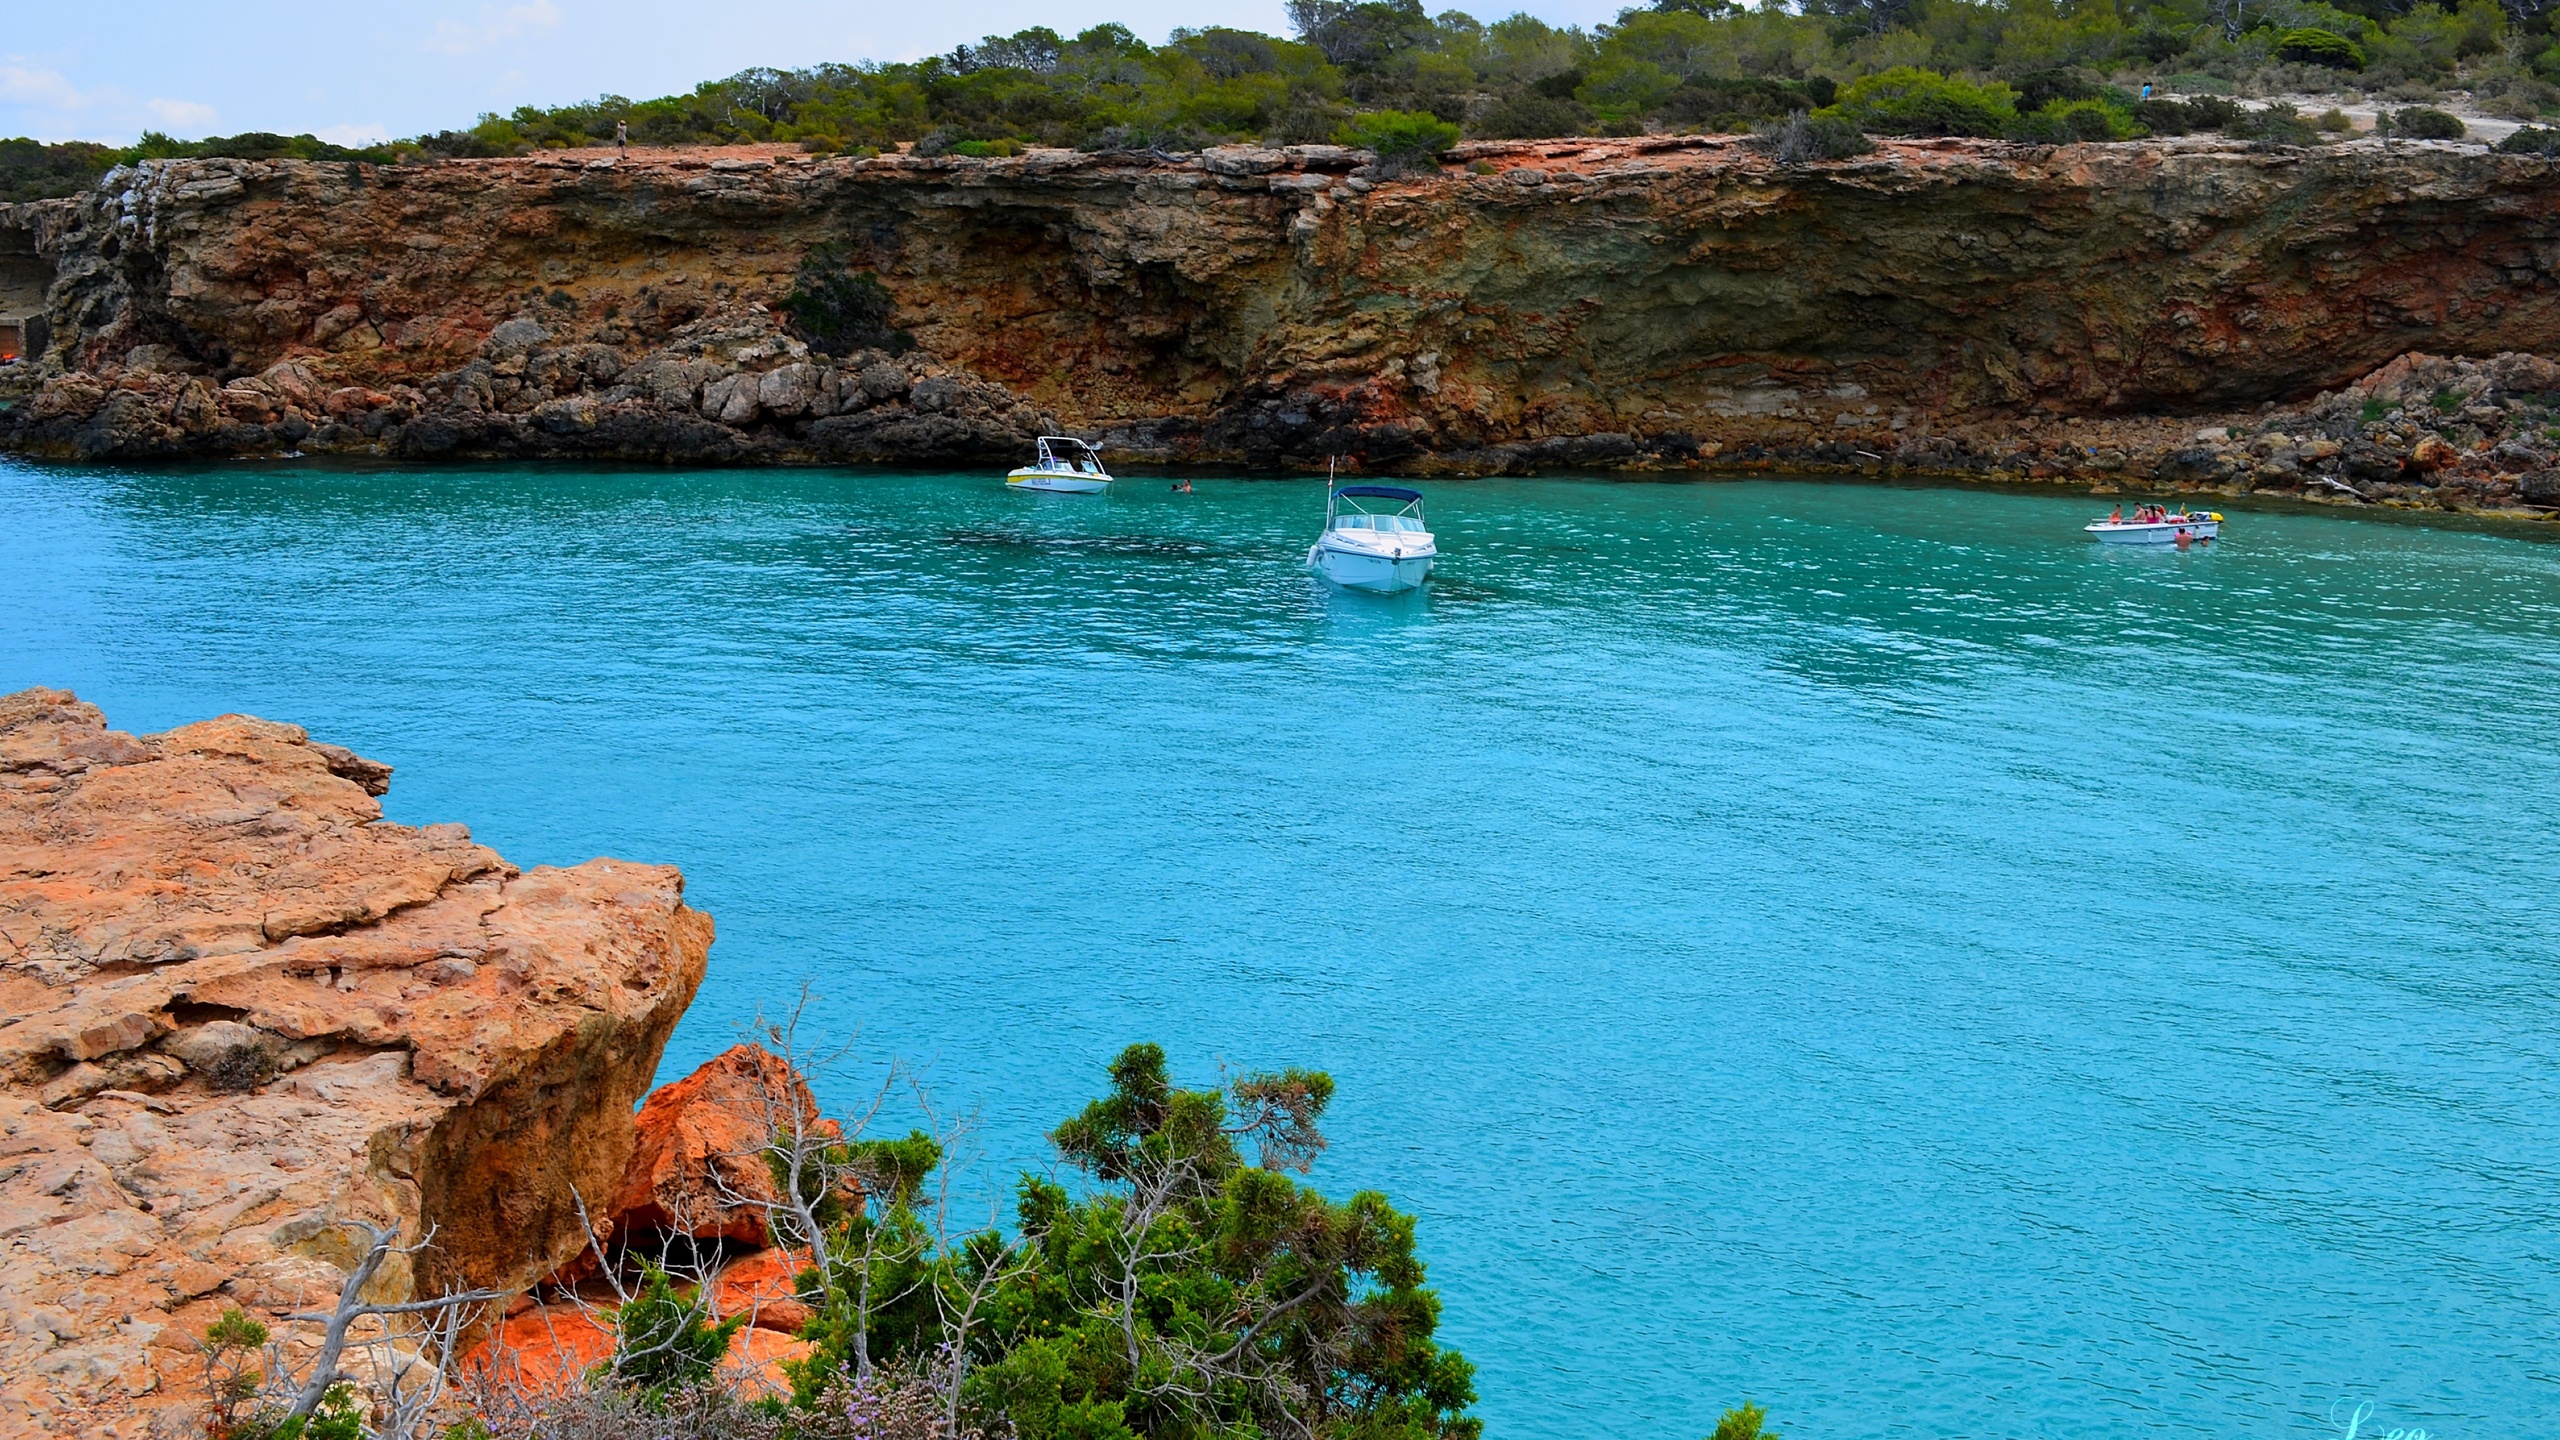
[1007,470,1110,494]
[1308,542,1434,593]
[2086,519,2220,545]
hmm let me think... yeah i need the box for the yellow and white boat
[1007,436,1112,494]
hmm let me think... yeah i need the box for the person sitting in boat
[2108,506,2123,523]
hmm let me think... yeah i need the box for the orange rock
[0,689,713,1436]
[460,1290,812,1401]
[708,1246,815,1333]
[467,1302,619,1396]
[2409,434,2461,471]
[608,1044,818,1249]
[719,1326,815,1402]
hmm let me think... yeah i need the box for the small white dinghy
[2085,504,2222,545]
[1308,483,1436,593]
[1007,436,1112,494]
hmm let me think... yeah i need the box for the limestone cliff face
[0,689,710,1438]
[3,135,2559,484]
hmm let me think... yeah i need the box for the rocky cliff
[0,689,710,1438]
[4,136,2560,511]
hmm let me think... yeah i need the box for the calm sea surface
[5,459,2556,1438]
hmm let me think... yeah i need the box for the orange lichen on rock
[0,687,712,1438]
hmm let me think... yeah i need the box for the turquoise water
[5,459,2557,1438]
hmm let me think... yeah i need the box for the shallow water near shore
[6,458,2558,1438]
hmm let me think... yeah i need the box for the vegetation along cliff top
[7,0,2560,202]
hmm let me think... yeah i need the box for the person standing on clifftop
[615,120,629,151]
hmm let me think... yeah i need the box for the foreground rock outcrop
[467,1042,825,1408]
[603,1043,820,1253]
[2,135,2559,517]
[0,689,711,1438]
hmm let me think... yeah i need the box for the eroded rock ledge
[4,137,2560,516]
[0,688,711,1438]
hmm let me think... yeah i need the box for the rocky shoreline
[0,689,716,1437]
[3,139,2559,522]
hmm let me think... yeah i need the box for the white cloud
[1,60,89,111]
[0,55,228,141]
[314,122,392,146]
[145,97,219,130]
[424,0,563,57]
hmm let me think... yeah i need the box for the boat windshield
[1332,513,1425,532]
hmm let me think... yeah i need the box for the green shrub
[2128,26,2190,63]
[2133,98,2196,134]
[1822,66,2018,138]
[1711,1401,1781,1440]
[777,1042,1479,1440]
[2183,95,2245,130]
[1747,111,1874,163]
[2276,28,2367,71]
[2164,72,2235,95]
[2382,106,2467,139]
[1336,108,1461,171]
[2007,68,2102,114]
[779,246,913,357]
[1472,92,1592,139]
[0,139,118,202]
[2231,101,2322,146]
[2496,125,2560,154]
[608,1260,748,1403]
[1660,76,1836,133]
[2007,99,2142,143]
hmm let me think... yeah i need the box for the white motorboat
[2085,505,2222,545]
[1007,436,1112,494]
[1308,484,1436,593]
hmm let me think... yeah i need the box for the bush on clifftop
[2380,105,2469,138]
[1746,111,1873,163]
[2006,98,2143,143]
[1336,107,1461,171]
[2275,27,2368,71]
[0,138,117,201]
[8,0,2541,190]
[1821,67,2018,138]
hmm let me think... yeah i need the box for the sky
[4,0,1633,146]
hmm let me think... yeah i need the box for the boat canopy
[1335,485,1421,502]
[1029,435,1107,473]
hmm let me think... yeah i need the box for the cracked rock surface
[0,688,711,1438]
